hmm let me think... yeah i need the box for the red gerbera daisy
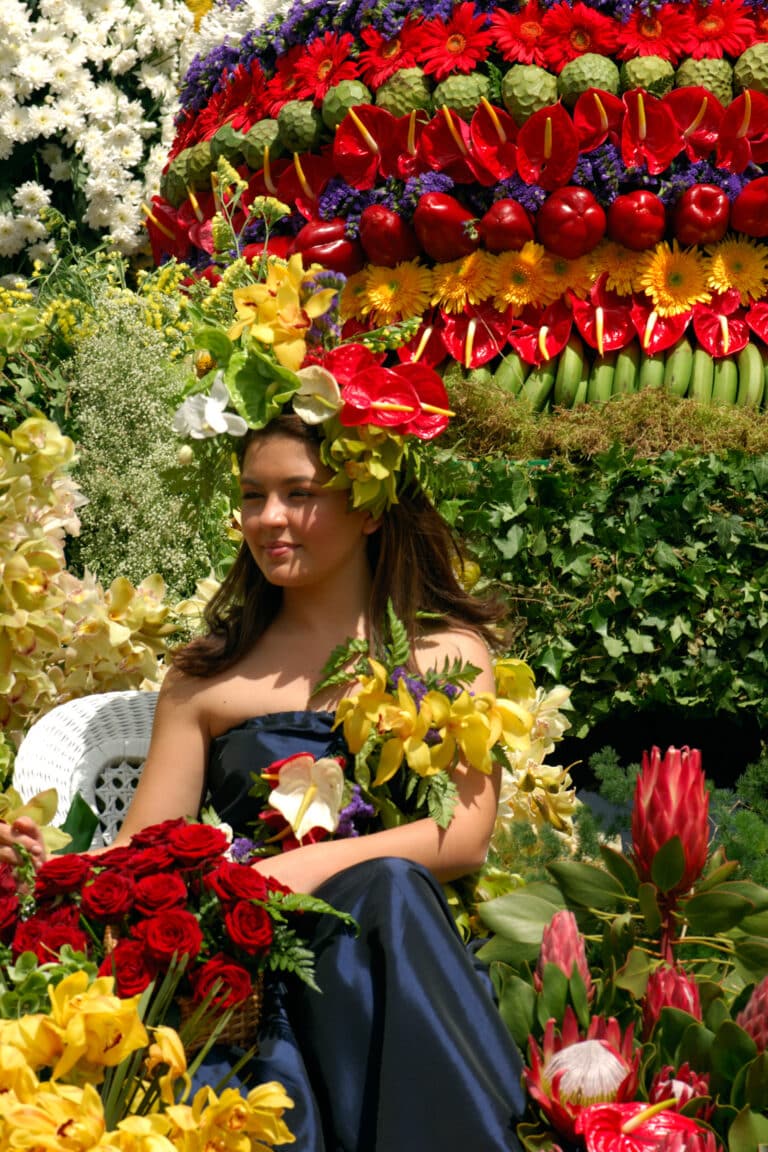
[540,1,620,73]
[357,19,420,88]
[616,2,691,63]
[293,31,360,104]
[265,45,305,116]
[222,61,269,135]
[489,1,548,67]
[409,2,495,82]
[679,0,755,59]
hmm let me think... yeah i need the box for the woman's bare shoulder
[412,625,495,690]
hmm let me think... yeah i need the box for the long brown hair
[173,417,504,676]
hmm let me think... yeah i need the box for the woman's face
[239,433,379,590]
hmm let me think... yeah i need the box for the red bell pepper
[730,175,768,237]
[477,199,534,253]
[536,186,606,259]
[412,192,479,262]
[607,190,666,251]
[289,218,365,275]
[358,205,421,266]
[673,184,730,246]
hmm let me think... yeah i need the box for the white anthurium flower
[269,754,345,840]
[172,372,248,440]
[293,364,343,425]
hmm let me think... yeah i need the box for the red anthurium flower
[333,104,401,190]
[380,111,430,182]
[409,2,495,81]
[340,367,420,429]
[679,0,755,60]
[419,106,496,185]
[320,343,384,386]
[642,965,702,1041]
[693,289,749,357]
[391,361,454,439]
[517,102,579,189]
[573,89,625,153]
[395,311,448,370]
[575,1100,711,1152]
[246,155,291,199]
[616,3,691,64]
[746,300,768,341]
[489,1,548,67]
[632,746,709,896]
[570,277,634,355]
[276,150,335,219]
[469,99,518,181]
[509,300,573,366]
[293,32,360,103]
[717,88,768,172]
[621,89,682,175]
[663,87,725,162]
[540,1,620,73]
[630,298,691,353]
[143,197,190,264]
[357,19,420,89]
[440,302,513,368]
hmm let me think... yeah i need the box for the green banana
[711,356,738,406]
[688,347,715,404]
[663,337,694,397]
[573,376,588,406]
[736,342,765,407]
[553,334,587,408]
[638,350,666,391]
[493,350,530,395]
[521,360,557,412]
[612,342,640,394]
[587,351,617,405]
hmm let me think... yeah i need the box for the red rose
[80,870,135,921]
[191,952,253,1009]
[224,900,273,956]
[129,818,188,848]
[12,906,89,962]
[99,938,158,997]
[0,862,18,896]
[134,909,204,964]
[128,845,176,876]
[94,847,142,870]
[134,872,188,916]
[35,854,93,899]
[204,861,268,905]
[166,823,230,866]
[0,893,20,941]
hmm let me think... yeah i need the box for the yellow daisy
[430,251,495,314]
[707,236,768,305]
[339,269,370,322]
[491,242,561,313]
[591,241,645,296]
[637,241,711,317]
[545,252,595,301]
[360,260,433,325]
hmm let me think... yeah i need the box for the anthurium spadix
[268,754,345,840]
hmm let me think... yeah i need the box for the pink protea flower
[632,746,709,895]
[535,909,594,1003]
[649,1062,713,1120]
[736,973,768,1051]
[525,1008,640,1142]
[642,965,702,1040]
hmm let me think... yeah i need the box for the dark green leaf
[650,837,685,894]
[547,861,627,909]
[59,792,99,854]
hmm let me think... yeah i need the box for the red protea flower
[736,973,768,1050]
[409,2,495,81]
[642,965,702,1040]
[293,32,360,104]
[649,1062,713,1119]
[679,0,755,59]
[358,20,420,88]
[540,1,620,73]
[616,3,691,63]
[536,909,594,1003]
[631,746,709,895]
[489,1,548,67]
[526,1008,640,1142]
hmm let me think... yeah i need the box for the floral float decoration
[148,0,768,411]
[478,745,768,1150]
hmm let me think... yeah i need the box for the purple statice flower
[336,785,376,837]
[178,43,243,114]
[230,836,259,862]
[391,665,428,706]
[493,174,547,215]
[400,172,455,217]
[657,159,754,206]
[316,178,382,236]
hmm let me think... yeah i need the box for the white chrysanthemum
[0,216,24,258]
[13,182,51,215]
[0,105,32,144]
[14,53,55,90]
[180,0,290,72]
[15,216,47,244]
[27,240,56,266]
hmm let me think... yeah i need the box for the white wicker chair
[13,690,158,846]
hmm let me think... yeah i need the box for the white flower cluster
[0,0,194,270]
[179,0,288,75]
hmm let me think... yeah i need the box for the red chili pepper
[730,175,768,237]
[412,192,479,262]
[607,190,666,251]
[673,183,730,246]
[358,204,421,266]
[289,218,365,275]
[477,199,534,253]
[535,186,606,260]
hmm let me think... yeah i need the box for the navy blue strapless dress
[201,711,526,1152]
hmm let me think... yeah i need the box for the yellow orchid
[145,1026,190,1105]
[4,1012,64,1072]
[334,659,393,753]
[48,973,149,1079]
[0,1081,106,1152]
[110,1113,177,1152]
[0,1040,39,1099]
[494,658,536,703]
[442,690,499,775]
[374,683,455,786]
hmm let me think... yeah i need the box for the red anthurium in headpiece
[663,86,724,162]
[320,343,385,386]
[575,1100,712,1152]
[276,150,335,219]
[630,298,691,353]
[621,89,682,174]
[573,88,624,153]
[333,104,401,190]
[143,197,190,264]
[517,102,579,189]
[746,301,768,343]
[469,98,518,181]
[570,276,634,355]
[440,302,513,367]
[717,88,768,171]
[418,105,497,184]
[393,361,454,439]
[693,289,749,357]
[395,311,448,369]
[508,300,573,366]
[340,367,421,429]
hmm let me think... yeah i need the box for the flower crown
[172,202,454,516]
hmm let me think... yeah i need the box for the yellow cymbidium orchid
[146,1025,190,1105]
[0,1081,106,1151]
[373,683,455,786]
[48,973,149,1079]
[334,659,393,754]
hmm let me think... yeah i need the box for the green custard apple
[619,55,675,97]
[432,72,491,120]
[276,100,325,152]
[502,64,559,125]
[675,57,733,105]
[374,67,433,116]
[322,80,373,130]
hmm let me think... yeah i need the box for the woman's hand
[0,816,47,873]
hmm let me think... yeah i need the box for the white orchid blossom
[293,364,343,425]
[172,372,248,440]
[268,754,345,841]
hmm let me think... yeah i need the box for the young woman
[2,414,526,1151]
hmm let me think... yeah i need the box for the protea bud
[656,1129,722,1151]
[736,973,768,1051]
[536,909,594,1003]
[642,965,702,1040]
[650,1062,712,1119]
[632,746,709,894]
